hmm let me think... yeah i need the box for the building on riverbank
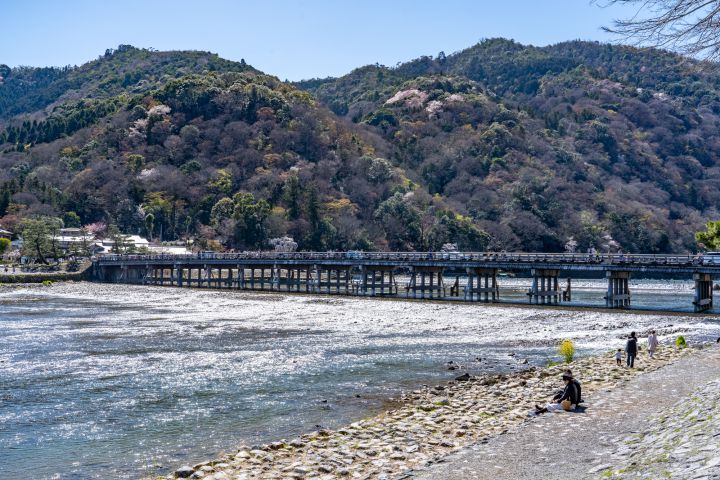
[91,235,191,255]
[53,228,96,251]
[91,235,149,254]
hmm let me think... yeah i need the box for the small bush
[558,339,575,363]
[675,336,687,348]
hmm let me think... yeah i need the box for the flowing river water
[1,281,719,479]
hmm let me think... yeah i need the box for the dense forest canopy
[1,40,719,253]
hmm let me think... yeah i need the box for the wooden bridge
[92,252,720,312]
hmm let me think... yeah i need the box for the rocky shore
[159,344,699,480]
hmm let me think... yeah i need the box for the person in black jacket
[552,369,582,404]
[625,332,638,368]
[536,373,579,413]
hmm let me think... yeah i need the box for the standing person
[625,332,638,368]
[647,330,659,359]
[615,348,623,365]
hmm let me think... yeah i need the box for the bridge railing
[95,251,707,266]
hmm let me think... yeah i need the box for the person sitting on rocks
[551,369,583,405]
[536,372,579,413]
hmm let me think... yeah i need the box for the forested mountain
[0,46,485,251]
[298,39,720,252]
[1,40,719,253]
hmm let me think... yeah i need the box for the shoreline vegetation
[0,262,91,284]
[157,342,708,480]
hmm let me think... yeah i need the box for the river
[1,281,718,479]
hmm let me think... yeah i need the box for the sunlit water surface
[1,281,718,479]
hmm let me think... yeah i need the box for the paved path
[410,345,720,480]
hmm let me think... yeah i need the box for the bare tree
[598,0,720,60]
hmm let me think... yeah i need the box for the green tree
[428,212,491,251]
[695,220,720,250]
[108,224,132,254]
[21,217,62,264]
[209,169,233,195]
[307,185,322,248]
[0,188,10,216]
[62,211,81,228]
[126,154,144,174]
[210,197,235,227]
[374,192,422,250]
[142,193,173,241]
[0,237,10,255]
[69,227,91,258]
[144,213,155,241]
[303,184,336,250]
[232,193,270,249]
[283,174,301,220]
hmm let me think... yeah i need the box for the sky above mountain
[2,0,640,80]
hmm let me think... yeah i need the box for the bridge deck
[92,252,719,312]
[95,252,720,274]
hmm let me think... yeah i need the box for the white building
[52,228,96,251]
[92,235,150,254]
[146,244,191,255]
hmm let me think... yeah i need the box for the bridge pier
[529,269,560,304]
[606,271,631,308]
[271,266,279,291]
[320,266,351,295]
[464,268,499,302]
[693,273,713,313]
[360,266,396,296]
[406,266,444,299]
[237,265,245,289]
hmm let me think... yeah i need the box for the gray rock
[175,466,195,478]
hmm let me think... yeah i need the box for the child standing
[615,348,623,365]
[647,330,658,358]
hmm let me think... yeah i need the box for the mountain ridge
[1,39,718,253]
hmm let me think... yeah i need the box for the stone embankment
[601,378,720,479]
[0,262,91,283]
[161,345,697,480]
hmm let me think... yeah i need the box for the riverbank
[413,342,720,480]
[0,262,91,283]
[160,342,709,480]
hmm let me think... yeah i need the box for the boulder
[175,466,195,478]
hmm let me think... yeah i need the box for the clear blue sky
[1,0,640,80]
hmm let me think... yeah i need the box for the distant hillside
[297,39,720,252]
[1,40,719,253]
[0,45,256,120]
[0,46,487,252]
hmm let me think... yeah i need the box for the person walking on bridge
[625,331,638,368]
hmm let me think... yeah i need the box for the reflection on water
[0,281,718,479]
